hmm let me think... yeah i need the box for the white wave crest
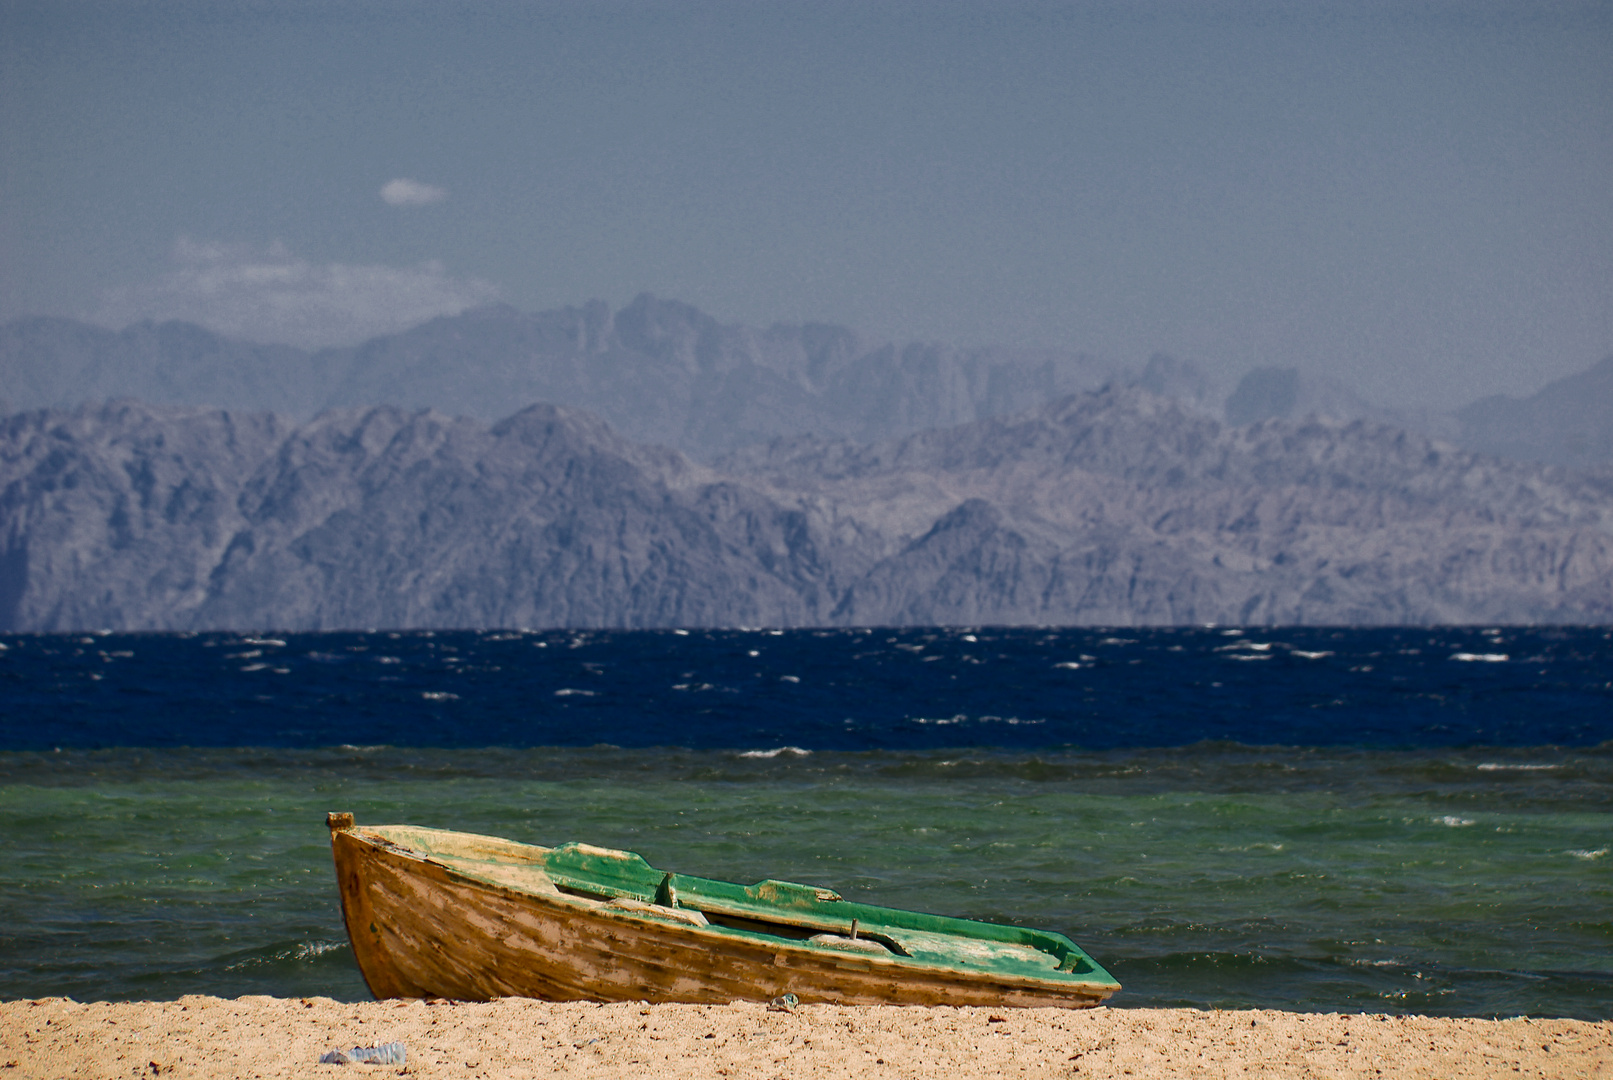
[226,939,346,971]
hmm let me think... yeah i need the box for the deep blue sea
[2,626,1609,1018]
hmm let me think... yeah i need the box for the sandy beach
[3,996,1608,1079]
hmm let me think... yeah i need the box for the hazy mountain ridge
[3,390,1609,631]
[7,300,1607,468]
[0,317,327,416]
[1222,365,1458,440]
[1456,356,1613,470]
[0,298,1118,459]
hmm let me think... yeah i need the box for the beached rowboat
[327,813,1120,1007]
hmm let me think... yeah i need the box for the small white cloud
[93,237,500,348]
[380,178,448,207]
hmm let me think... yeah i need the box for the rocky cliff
[724,390,1613,625]
[0,401,874,631]
[4,391,1609,631]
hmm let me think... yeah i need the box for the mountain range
[4,298,1608,630]
[4,390,1609,631]
[5,297,1607,467]
[0,297,1118,460]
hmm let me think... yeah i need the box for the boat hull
[331,823,1118,1008]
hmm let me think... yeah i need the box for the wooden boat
[327,813,1120,1008]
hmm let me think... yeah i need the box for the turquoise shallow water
[2,745,1608,1017]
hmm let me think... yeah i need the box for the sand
[2,996,1608,1079]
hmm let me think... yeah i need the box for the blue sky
[2,0,1609,408]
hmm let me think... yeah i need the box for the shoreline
[3,996,1607,1079]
